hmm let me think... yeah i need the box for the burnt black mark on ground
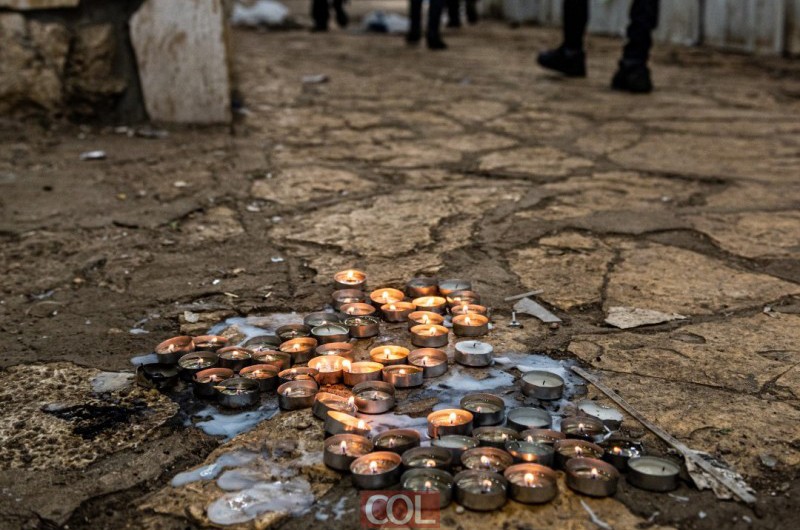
[42,400,148,439]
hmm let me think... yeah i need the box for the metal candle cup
[215,377,260,409]
[407,311,445,330]
[601,438,644,471]
[351,452,403,489]
[238,364,279,392]
[311,324,350,345]
[313,392,357,420]
[155,336,194,364]
[504,463,559,504]
[409,324,449,348]
[243,334,282,351]
[406,277,439,298]
[454,341,493,367]
[315,342,354,361]
[252,350,291,370]
[324,434,373,472]
[506,407,552,431]
[408,348,448,378]
[521,429,566,446]
[402,446,453,471]
[304,311,345,328]
[369,345,410,366]
[193,335,228,352]
[278,366,319,385]
[460,393,505,427]
[342,361,383,386]
[177,351,218,381]
[308,355,346,385]
[450,303,488,316]
[577,399,625,430]
[427,409,474,438]
[373,429,420,454]
[334,269,367,291]
[332,289,368,310]
[278,380,318,410]
[382,364,424,388]
[472,427,520,449]
[461,447,514,473]
[432,435,480,461]
[217,347,253,372]
[401,468,454,508]
[370,287,405,307]
[505,440,555,467]
[193,367,233,397]
[340,302,376,317]
[521,370,565,400]
[412,296,447,314]
[136,362,179,389]
[452,314,490,338]
[325,411,371,437]
[554,439,604,469]
[279,337,318,365]
[352,381,396,414]
[565,457,619,497]
[380,302,416,322]
[276,324,312,341]
[453,470,507,511]
[561,416,606,442]
[344,316,380,339]
[627,456,681,492]
[438,279,472,297]
[446,290,481,307]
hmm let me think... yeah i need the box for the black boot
[611,60,653,93]
[427,35,448,50]
[537,47,586,77]
[333,0,348,27]
[466,0,478,24]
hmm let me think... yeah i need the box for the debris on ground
[361,11,410,34]
[604,306,687,329]
[80,150,107,161]
[231,0,290,28]
[513,297,562,323]
[302,74,329,85]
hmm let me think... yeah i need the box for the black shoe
[611,61,653,93]
[335,8,349,28]
[427,36,448,50]
[406,31,421,45]
[537,47,586,77]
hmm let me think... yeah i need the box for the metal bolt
[508,311,522,329]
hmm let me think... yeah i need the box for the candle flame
[421,357,428,366]
[465,316,472,325]
[428,327,436,336]
[347,307,355,314]
[346,270,355,281]
[357,420,366,430]
[481,479,493,493]
[384,347,391,358]
[292,343,300,351]
[381,291,389,301]
[369,461,378,474]
[339,440,347,455]
[480,455,491,468]
[389,304,397,311]
[425,297,435,306]
[476,406,482,413]
[613,446,621,455]
[578,422,585,433]
[424,459,436,468]
[166,343,176,353]
[575,446,583,457]
[590,468,599,479]
[526,435,533,443]
[524,473,535,487]
[422,315,430,324]
[342,360,351,372]
[347,396,355,407]
[424,480,432,490]
[388,437,395,448]
[448,412,457,425]
[399,369,406,375]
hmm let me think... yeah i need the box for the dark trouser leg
[622,0,659,63]
[447,0,461,27]
[563,0,589,51]
[311,0,329,30]
[427,0,445,42]
[332,0,348,27]
[466,0,478,23]
[408,0,422,40]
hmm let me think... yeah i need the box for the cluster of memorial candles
[136,270,683,512]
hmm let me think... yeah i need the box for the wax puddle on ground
[207,313,303,344]
[188,399,279,439]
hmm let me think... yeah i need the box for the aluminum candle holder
[409,324,449,348]
[304,311,345,328]
[453,470,507,511]
[412,296,447,314]
[243,334,282,351]
[577,399,625,430]
[461,447,514,473]
[313,392,357,420]
[278,380,318,410]
[402,446,453,470]
[193,367,234,397]
[561,416,605,442]
[438,279,472,297]
[369,345,410,366]
[521,370,565,400]
[276,324,312,341]
[344,315,380,339]
[446,290,481,307]
[308,355,346,385]
[279,337,318,365]
[408,348,448,378]
[370,287,405,307]
[381,302,416,322]
[565,457,619,497]
[315,342,354,361]
[401,468,454,508]
[155,336,195,364]
[460,393,505,427]
[627,456,680,492]
[407,311,445,330]
[452,314,490,337]
[238,364,279,392]
[352,381,395,414]
[332,289,369,309]
[506,407,552,431]
[252,350,291,370]
[373,429,421,454]
[521,429,566,446]
[177,351,218,381]
[504,463,559,504]
[216,347,253,372]
[311,323,350,345]
[450,303,488,316]
[278,366,320,384]
[350,452,403,489]
[342,361,383,386]
[432,435,480,460]
[340,302,376,317]
[325,411,371,437]
[193,335,228,352]
[454,341,493,367]
[406,277,439,298]
[472,427,520,449]
[334,269,367,291]
[601,438,644,471]
[216,377,260,409]
[427,409,474,438]
[324,434,373,472]
[382,365,423,388]
[505,440,555,467]
[137,362,179,389]
[554,439,604,468]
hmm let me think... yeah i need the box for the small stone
[455,506,464,514]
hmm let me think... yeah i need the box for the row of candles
[137,270,682,512]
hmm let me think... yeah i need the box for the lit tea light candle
[342,360,383,386]
[308,355,346,385]
[472,426,520,449]
[340,302,376,317]
[446,289,481,307]
[504,440,555,467]
[577,399,625,430]
[155,336,195,364]
[401,468,454,508]
[215,377,260,409]
[324,433,373,472]
[438,279,472,297]
[277,379,318,410]
[334,269,367,290]
[369,345,410,366]
[450,303,488,316]
[315,342,355,361]
[408,348,448,378]
[382,365,423,388]
[304,311,345,328]
[177,351,218,381]
[276,324,312,342]
[601,438,644,471]
[352,381,396,414]
[402,446,453,470]
[553,439,604,469]
[217,346,253,372]
[406,277,439,298]
[192,335,228,352]
[460,393,505,427]
[351,452,403,489]
[278,366,320,385]
[412,296,447,314]
[626,456,681,492]
[344,315,380,339]
[520,428,566,446]
[238,364,279,392]
[311,323,350,345]
[279,337,318,365]
[427,409,473,438]
[407,311,445,330]
[565,457,619,497]
[332,289,369,310]
[380,301,416,322]
[432,435,480,461]
[325,411,371,437]
[506,407,552,431]
[252,350,291,371]
[504,463,559,504]
[461,447,513,473]
[373,429,421,454]
[453,470,507,511]
[452,314,490,337]
[370,287,405,306]
[520,370,565,401]
[192,367,234,397]
[313,392,358,420]
[454,341,493,367]
[409,324,449,348]
[561,416,606,442]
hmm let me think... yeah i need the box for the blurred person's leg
[427,0,448,49]
[536,0,587,77]
[333,0,349,28]
[447,0,461,28]
[407,0,423,43]
[311,0,330,31]
[612,0,659,93]
[466,0,479,24]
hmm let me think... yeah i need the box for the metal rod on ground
[571,366,757,505]
[503,290,544,302]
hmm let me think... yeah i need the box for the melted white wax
[206,478,316,525]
